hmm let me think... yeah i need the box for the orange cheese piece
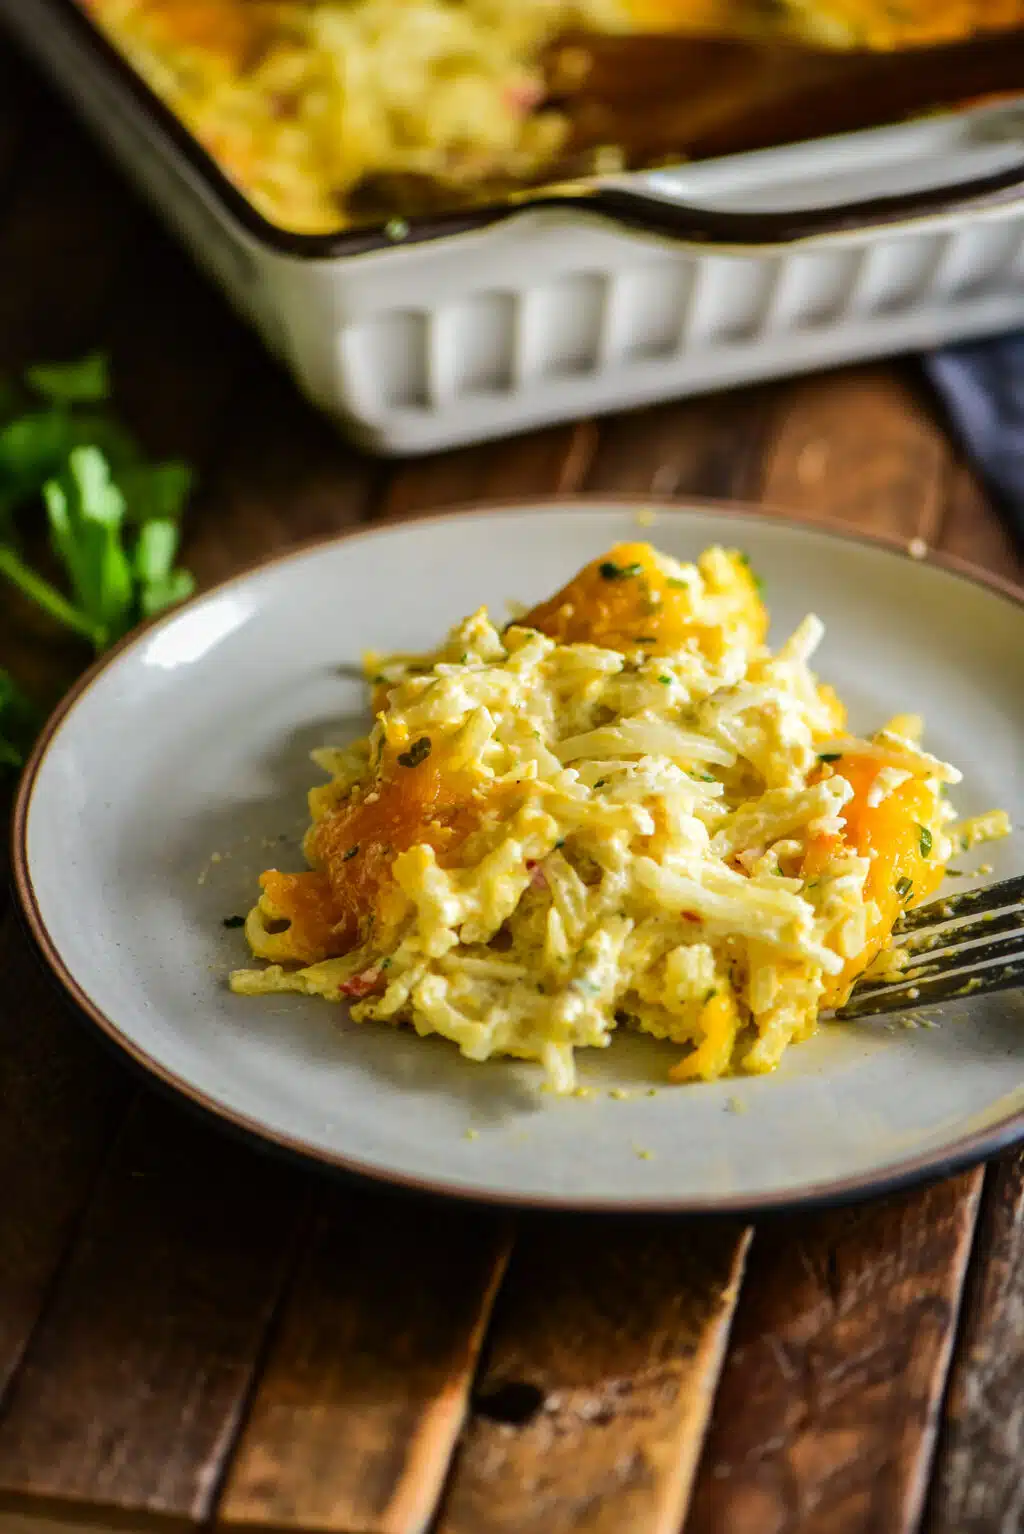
[805,754,945,1004]
[519,541,766,658]
[259,743,514,966]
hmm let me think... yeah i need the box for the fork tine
[835,953,1024,1020]
[894,873,1024,933]
[853,930,1024,995]
[896,902,1024,957]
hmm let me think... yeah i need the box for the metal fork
[833,875,1024,1021]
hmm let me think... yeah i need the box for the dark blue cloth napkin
[922,330,1024,551]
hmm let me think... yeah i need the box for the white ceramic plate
[14,501,1024,1212]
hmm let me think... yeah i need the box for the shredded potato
[230,542,1007,1092]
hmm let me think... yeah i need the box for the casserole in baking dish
[5,0,1024,455]
[76,0,1024,234]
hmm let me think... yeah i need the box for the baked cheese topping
[79,0,1023,232]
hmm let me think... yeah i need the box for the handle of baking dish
[578,152,1024,247]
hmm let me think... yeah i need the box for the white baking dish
[5,0,1024,455]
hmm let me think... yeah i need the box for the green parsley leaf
[117,460,192,524]
[737,550,766,597]
[26,351,110,405]
[44,446,134,646]
[818,752,842,763]
[599,560,642,581]
[0,405,141,528]
[134,518,195,619]
[895,876,914,899]
[397,736,432,768]
[0,353,198,769]
[343,843,361,861]
[917,825,933,858]
[658,675,672,685]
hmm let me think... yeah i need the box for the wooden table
[1,37,1022,1534]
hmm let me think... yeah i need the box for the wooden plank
[924,1150,1024,1534]
[0,915,131,1410]
[182,359,380,587]
[217,1195,510,1534]
[934,460,1024,585]
[106,222,251,468]
[755,366,950,542]
[684,1174,983,1534]
[381,422,597,520]
[0,1092,307,1521]
[584,391,769,501]
[434,1219,750,1534]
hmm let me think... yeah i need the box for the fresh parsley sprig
[0,351,196,769]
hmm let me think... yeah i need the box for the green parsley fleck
[895,876,914,899]
[703,987,717,1004]
[222,915,245,929]
[917,825,933,858]
[599,560,642,581]
[658,675,672,685]
[384,216,409,240]
[633,635,656,644]
[343,843,360,861]
[572,977,601,996]
[818,752,842,763]
[397,736,431,768]
[594,778,607,789]
[738,551,766,597]
[555,838,566,849]
[667,577,688,589]
[689,770,716,783]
